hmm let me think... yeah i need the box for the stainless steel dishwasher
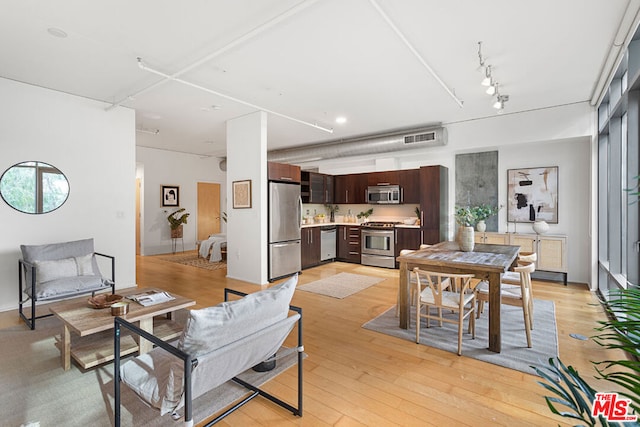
[320,225,336,261]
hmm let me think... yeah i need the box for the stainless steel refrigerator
[268,181,302,281]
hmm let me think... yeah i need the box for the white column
[226,111,268,284]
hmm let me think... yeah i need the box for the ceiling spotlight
[493,95,509,110]
[481,65,492,86]
[335,116,347,124]
[486,82,496,95]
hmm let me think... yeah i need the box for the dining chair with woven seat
[413,268,477,356]
[475,261,535,347]
[502,251,537,285]
[395,245,434,318]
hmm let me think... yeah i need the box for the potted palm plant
[167,208,189,238]
[534,288,640,425]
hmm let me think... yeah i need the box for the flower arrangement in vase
[454,206,477,252]
[454,204,501,251]
[471,204,501,232]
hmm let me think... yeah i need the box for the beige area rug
[0,316,299,426]
[297,272,385,298]
[156,252,226,271]
[363,300,558,375]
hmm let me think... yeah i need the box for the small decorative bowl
[110,301,130,316]
[88,294,123,309]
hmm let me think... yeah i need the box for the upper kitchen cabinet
[367,170,400,186]
[334,173,368,204]
[268,162,301,183]
[301,171,333,203]
[419,165,448,244]
[399,169,420,204]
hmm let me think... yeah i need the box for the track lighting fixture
[477,41,510,110]
[481,65,492,86]
[493,84,509,110]
[493,95,509,110]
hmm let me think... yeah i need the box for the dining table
[397,241,519,353]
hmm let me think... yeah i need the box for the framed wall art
[161,185,180,207]
[232,180,252,209]
[507,166,558,223]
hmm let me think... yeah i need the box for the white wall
[226,112,268,284]
[136,147,226,255]
[295,102,594,284]
[0,77,136,311]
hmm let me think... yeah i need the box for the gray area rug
[363,299,558,375]
[0,316,299,426]
[297,272,385,298]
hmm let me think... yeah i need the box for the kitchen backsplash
[302,203,419,223]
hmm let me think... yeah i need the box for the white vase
[532,220,549,234]
[476,220,486,232]
[458,226,475,252]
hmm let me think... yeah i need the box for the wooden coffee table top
[49,287,195,336]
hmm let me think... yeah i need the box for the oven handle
[362,229,394,235]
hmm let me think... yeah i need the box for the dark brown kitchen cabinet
[419,165,448,245]
[395,227,421,266]
[367,170,399,186]
[301,227,321,269]
[301,171,333,203]
[267,162,301,183]
[399,169,420,204]
[336,225,361,263]
[334,173,368,204]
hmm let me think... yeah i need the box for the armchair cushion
[177,273,297,357]
[29,275,105,299]
[21,238,102,278]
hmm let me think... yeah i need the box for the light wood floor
[2,253,621,426]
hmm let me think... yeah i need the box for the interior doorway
[197,182,221,240]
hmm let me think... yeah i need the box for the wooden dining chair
[413,268,476,356]
[502,251,537,285]
[475,261,535,347]
[396,245,434,318]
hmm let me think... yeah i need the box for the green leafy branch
[167,208,189,230]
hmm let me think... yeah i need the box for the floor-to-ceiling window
[597,34,640,297]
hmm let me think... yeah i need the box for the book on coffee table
[128,290,175,307]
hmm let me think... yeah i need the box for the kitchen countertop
[301,222,420,229]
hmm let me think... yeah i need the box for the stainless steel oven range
[360,222,399,268]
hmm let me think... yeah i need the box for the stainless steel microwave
[366,185,401,204]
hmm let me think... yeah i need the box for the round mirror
[0,161,70,214]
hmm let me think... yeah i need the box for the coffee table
[49,287,195,371]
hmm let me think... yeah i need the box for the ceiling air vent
[404,131,436,144]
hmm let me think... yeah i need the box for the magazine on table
[128,290,175,306]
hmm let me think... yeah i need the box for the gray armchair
[19,238,115,329]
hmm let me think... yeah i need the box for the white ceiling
[0,0,635,158]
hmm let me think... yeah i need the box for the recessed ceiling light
[143,112,162,120]
[335,116,347,124]
[201,105,222,112]
[47,27,68,38]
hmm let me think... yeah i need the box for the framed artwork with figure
[507,166,558,223]
[161,185,179,207]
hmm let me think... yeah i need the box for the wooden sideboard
[475,232,568,285]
